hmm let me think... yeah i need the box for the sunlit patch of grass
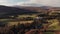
[43,32,54,34]
[47,19,60,30]
[48,19,59,27]
[8,21,33,26]
[18,15,37,18]
[0,18,34,26]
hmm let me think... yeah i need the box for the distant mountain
[14,6,60,12]
[40,6,52,9]
[15,6,51,12]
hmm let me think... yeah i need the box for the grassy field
[0,14,36,26]
[0,12,60,30]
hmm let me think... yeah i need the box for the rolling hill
[0,5,60,18]
[0,5,40,18]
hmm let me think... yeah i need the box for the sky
[0,0,60,7]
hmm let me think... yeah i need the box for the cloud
[16,0,44,6]
[0,0,16,6]
[17,0,44,6]
[17,0,60,7]
[0,0,60,7]
[0,0,9,6]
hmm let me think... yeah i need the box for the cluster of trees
[0,19,47,34]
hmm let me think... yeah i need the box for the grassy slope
[47,19,60,30]
[0,15,36,26]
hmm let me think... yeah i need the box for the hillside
[0,5,40,18]
[0,5,60,34]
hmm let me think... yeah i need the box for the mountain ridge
[0,5,60,18]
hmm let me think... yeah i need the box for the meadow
[0,11,60,34]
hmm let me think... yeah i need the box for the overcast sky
[0,0,60,7]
